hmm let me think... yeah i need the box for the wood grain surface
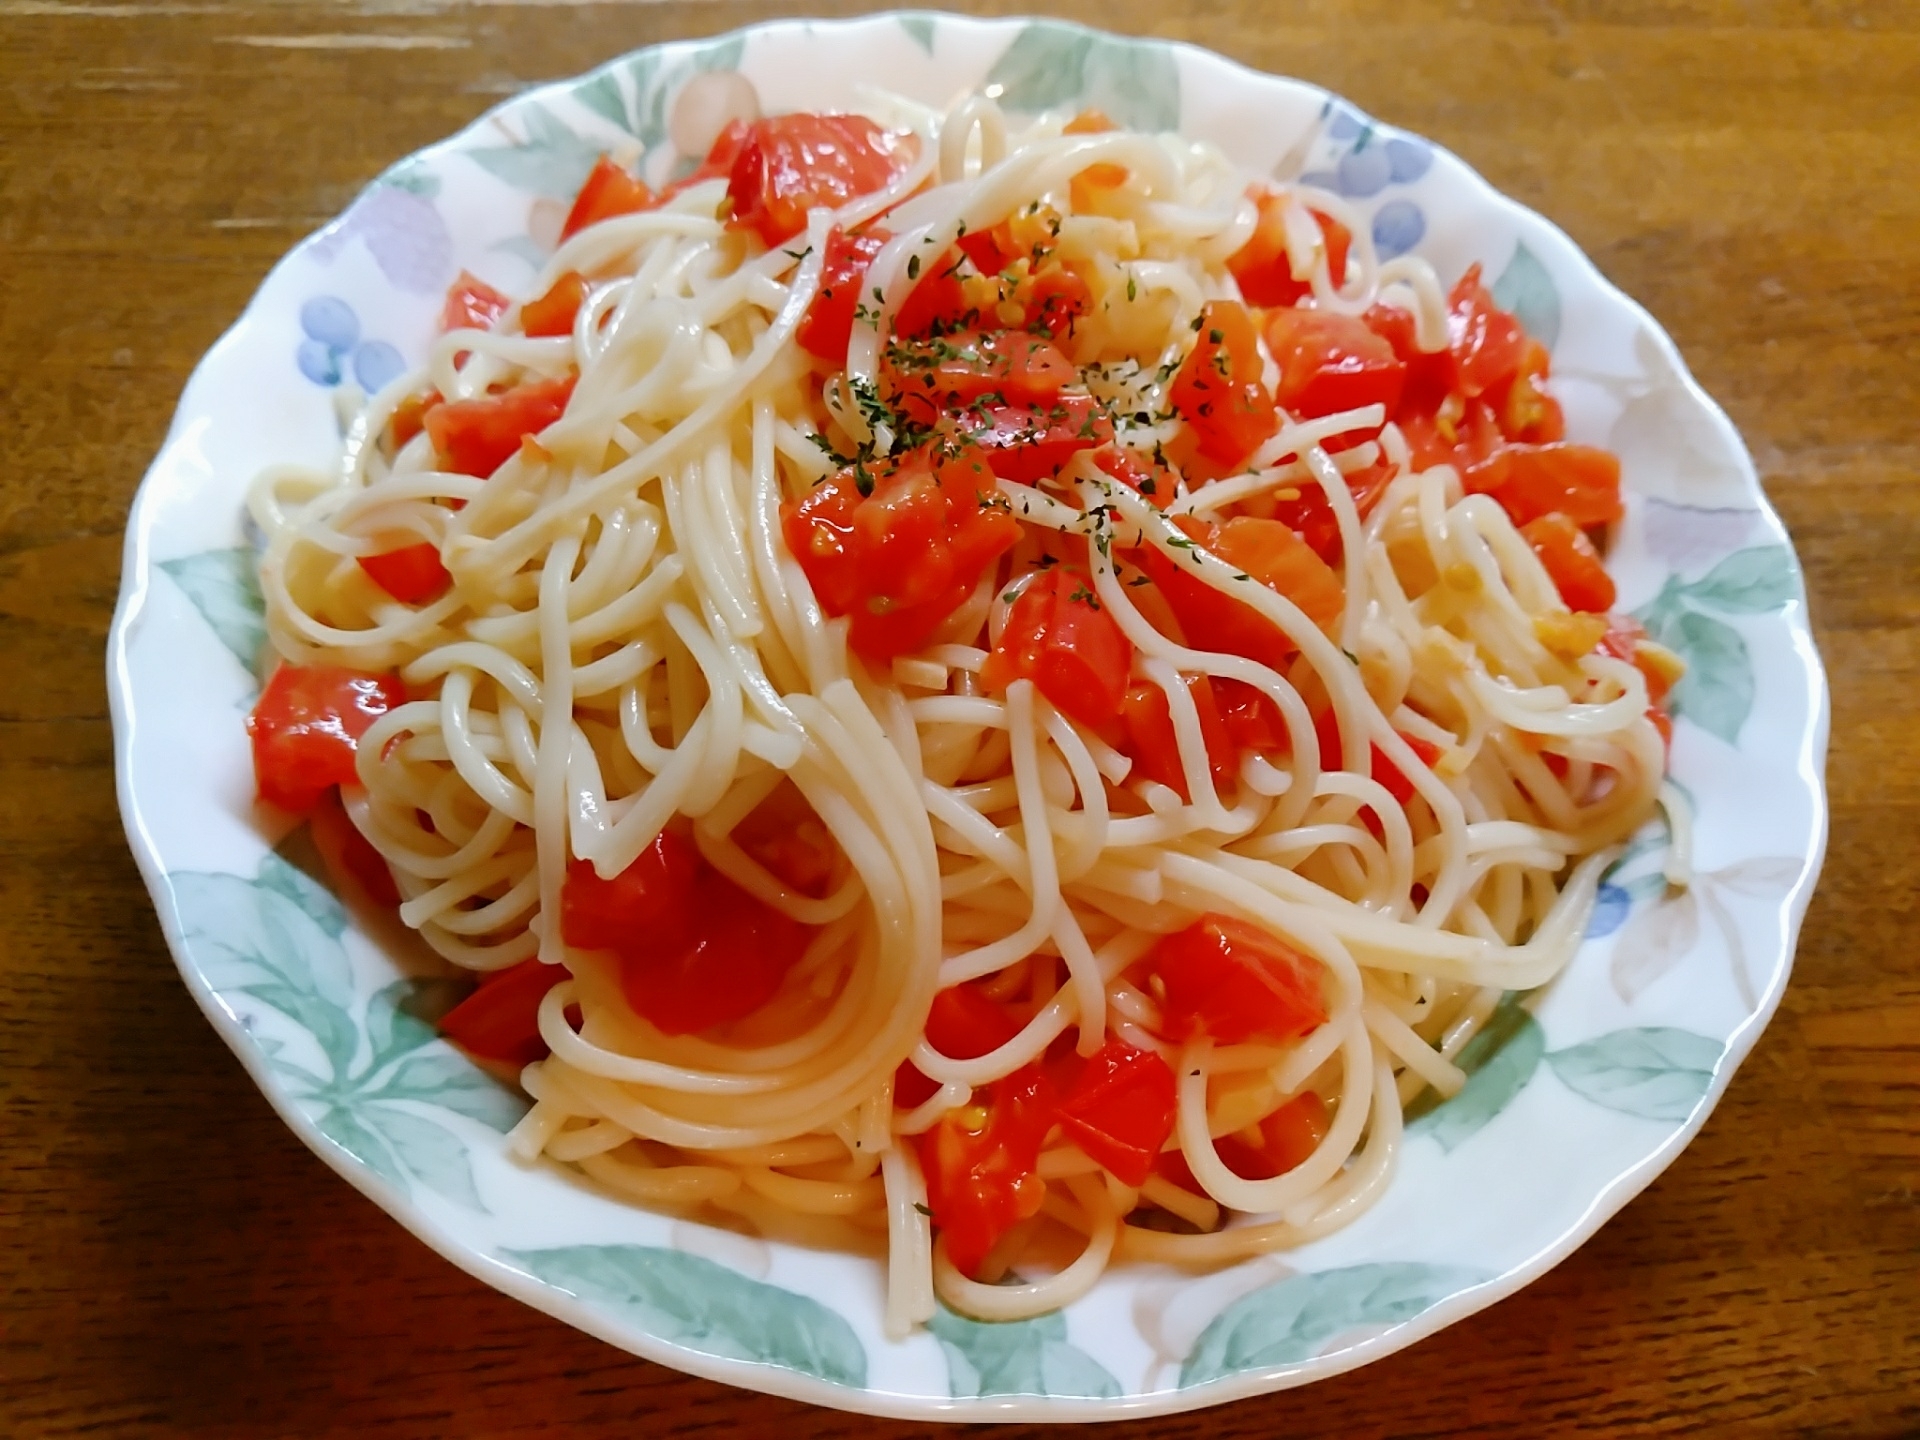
[3,2,1916,1435]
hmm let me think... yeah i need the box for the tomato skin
[1227,191,1352,308]
[1022,264,1093,337]
[560,832,702,953]
[247,665,405,813]
[1262,307,1407,421]
[948,395,1113,484]
[308,787,400,906]
[886,328,1076,427]
[1216,679,1289,754]
[1494,339,1565,444]
[440,271,510,333]
[915,1062,1055,1279]
[895,984,1024,1109]
[1158,1092,1329,1194]
[1171,301,1278,466]
[561,155,656,243]
[424,374,577,479]
[727,114,915,248]
[440,958,568,1068]
[1094,445,1172,509]
[781,447,1019,660]
[1260,460,1396,567]
[1053,1040,1178,1187]
[983,569,1134,729]
[797,227,888,365]
[1120,676,1237,799]
[1310,707,1444,804]
[561,829,811,1036]
[521,271,588,339]
[357,541,451,605]
[1147,914,1328,1045]
[1522,512,1617,612]
[1464,443,1623,528]
[1447,263,1529,399]
[1136,516,1343,673]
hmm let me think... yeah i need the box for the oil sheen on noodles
[249,91,1667,1336]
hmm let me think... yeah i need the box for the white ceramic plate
[108,13,1829,1422]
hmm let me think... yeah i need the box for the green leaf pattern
[1546,1027,1723,1121]
[1180,1263,1488,1386]
[1635,544,1798,746]
[1405,995,1544,1151]
[167,857,527,1211]
[898,14,938,55]
[504,1245,868,1387]
[158,548,266,672]
[928,1304,1120,1399]
[1490,241,1561,350]
[985,21,1181,133]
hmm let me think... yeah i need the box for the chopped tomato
[1599,615,1680,705]
[1069,160,1129,215]
[559,831,701,952]
[1159,1092,1329,1193]
[982,568,1133,729]
[1146,913,1328,1046]
[389,390,441,450]
[1170,301,1277,466]
[955,226,1013,277]
[439,271,509,334]
[561,829,812,1035]
[1094,445,1172,508]
[1261,460,1397,567]
[1135,516,1343,673]
[1522,512,1616,612]
[1022,263,1093,337]
[1399,395,1506,474]
[947,395,1113,484]
[797,226,889,365]
[1464,443,1623,528]
[308,787,400,907]
[893,252,971,339]
[730,781,839,898]
[886,329,1076,427]
[1063,108,1115,135]
[1053,1040,1177,1187]
[1216,679,1289,754]
[521,271,589,339]
[1120,676,1237,799]
[895,983,1024,1109]
[439,957,568,1069]
[560,155,655,243]
[423,374,577,479]
[726,113,916,248]
[1227,190,1352,308]
[1494,339,1565,444]
[357,541,451,605]
[781,446,1019,659]
[916,1062,1055,1278]
[1310,707,1444,803]
[247,664,405,813]
[1262,307,1406,421]
[1446,263,1529,399]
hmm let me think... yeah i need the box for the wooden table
[4,2,1915,1435]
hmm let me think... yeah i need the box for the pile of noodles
[249,91,1667,1332]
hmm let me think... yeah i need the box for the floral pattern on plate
[110,12,1828,1422]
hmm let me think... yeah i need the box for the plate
[107,12,1829,1421]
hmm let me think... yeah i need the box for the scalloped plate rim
[106,10,1830,1422]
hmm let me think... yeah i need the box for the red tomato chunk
[440,957,568,1068]
[424,374,577,479]
[1053,1040,1178,1188]
[246,664,405,813]
[727,114,916,248]
[894,984,1023,1109]
[797,226,888,366]
[915,1062,1054,1279]
[1170,301,1277,467]
[358,541,451,605]
[560,829,813,1036]
[1147,913,1328,1045]
[982,568,1133,728]
[780,447,1019,660]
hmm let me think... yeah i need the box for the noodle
[248,93,1671,1339]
